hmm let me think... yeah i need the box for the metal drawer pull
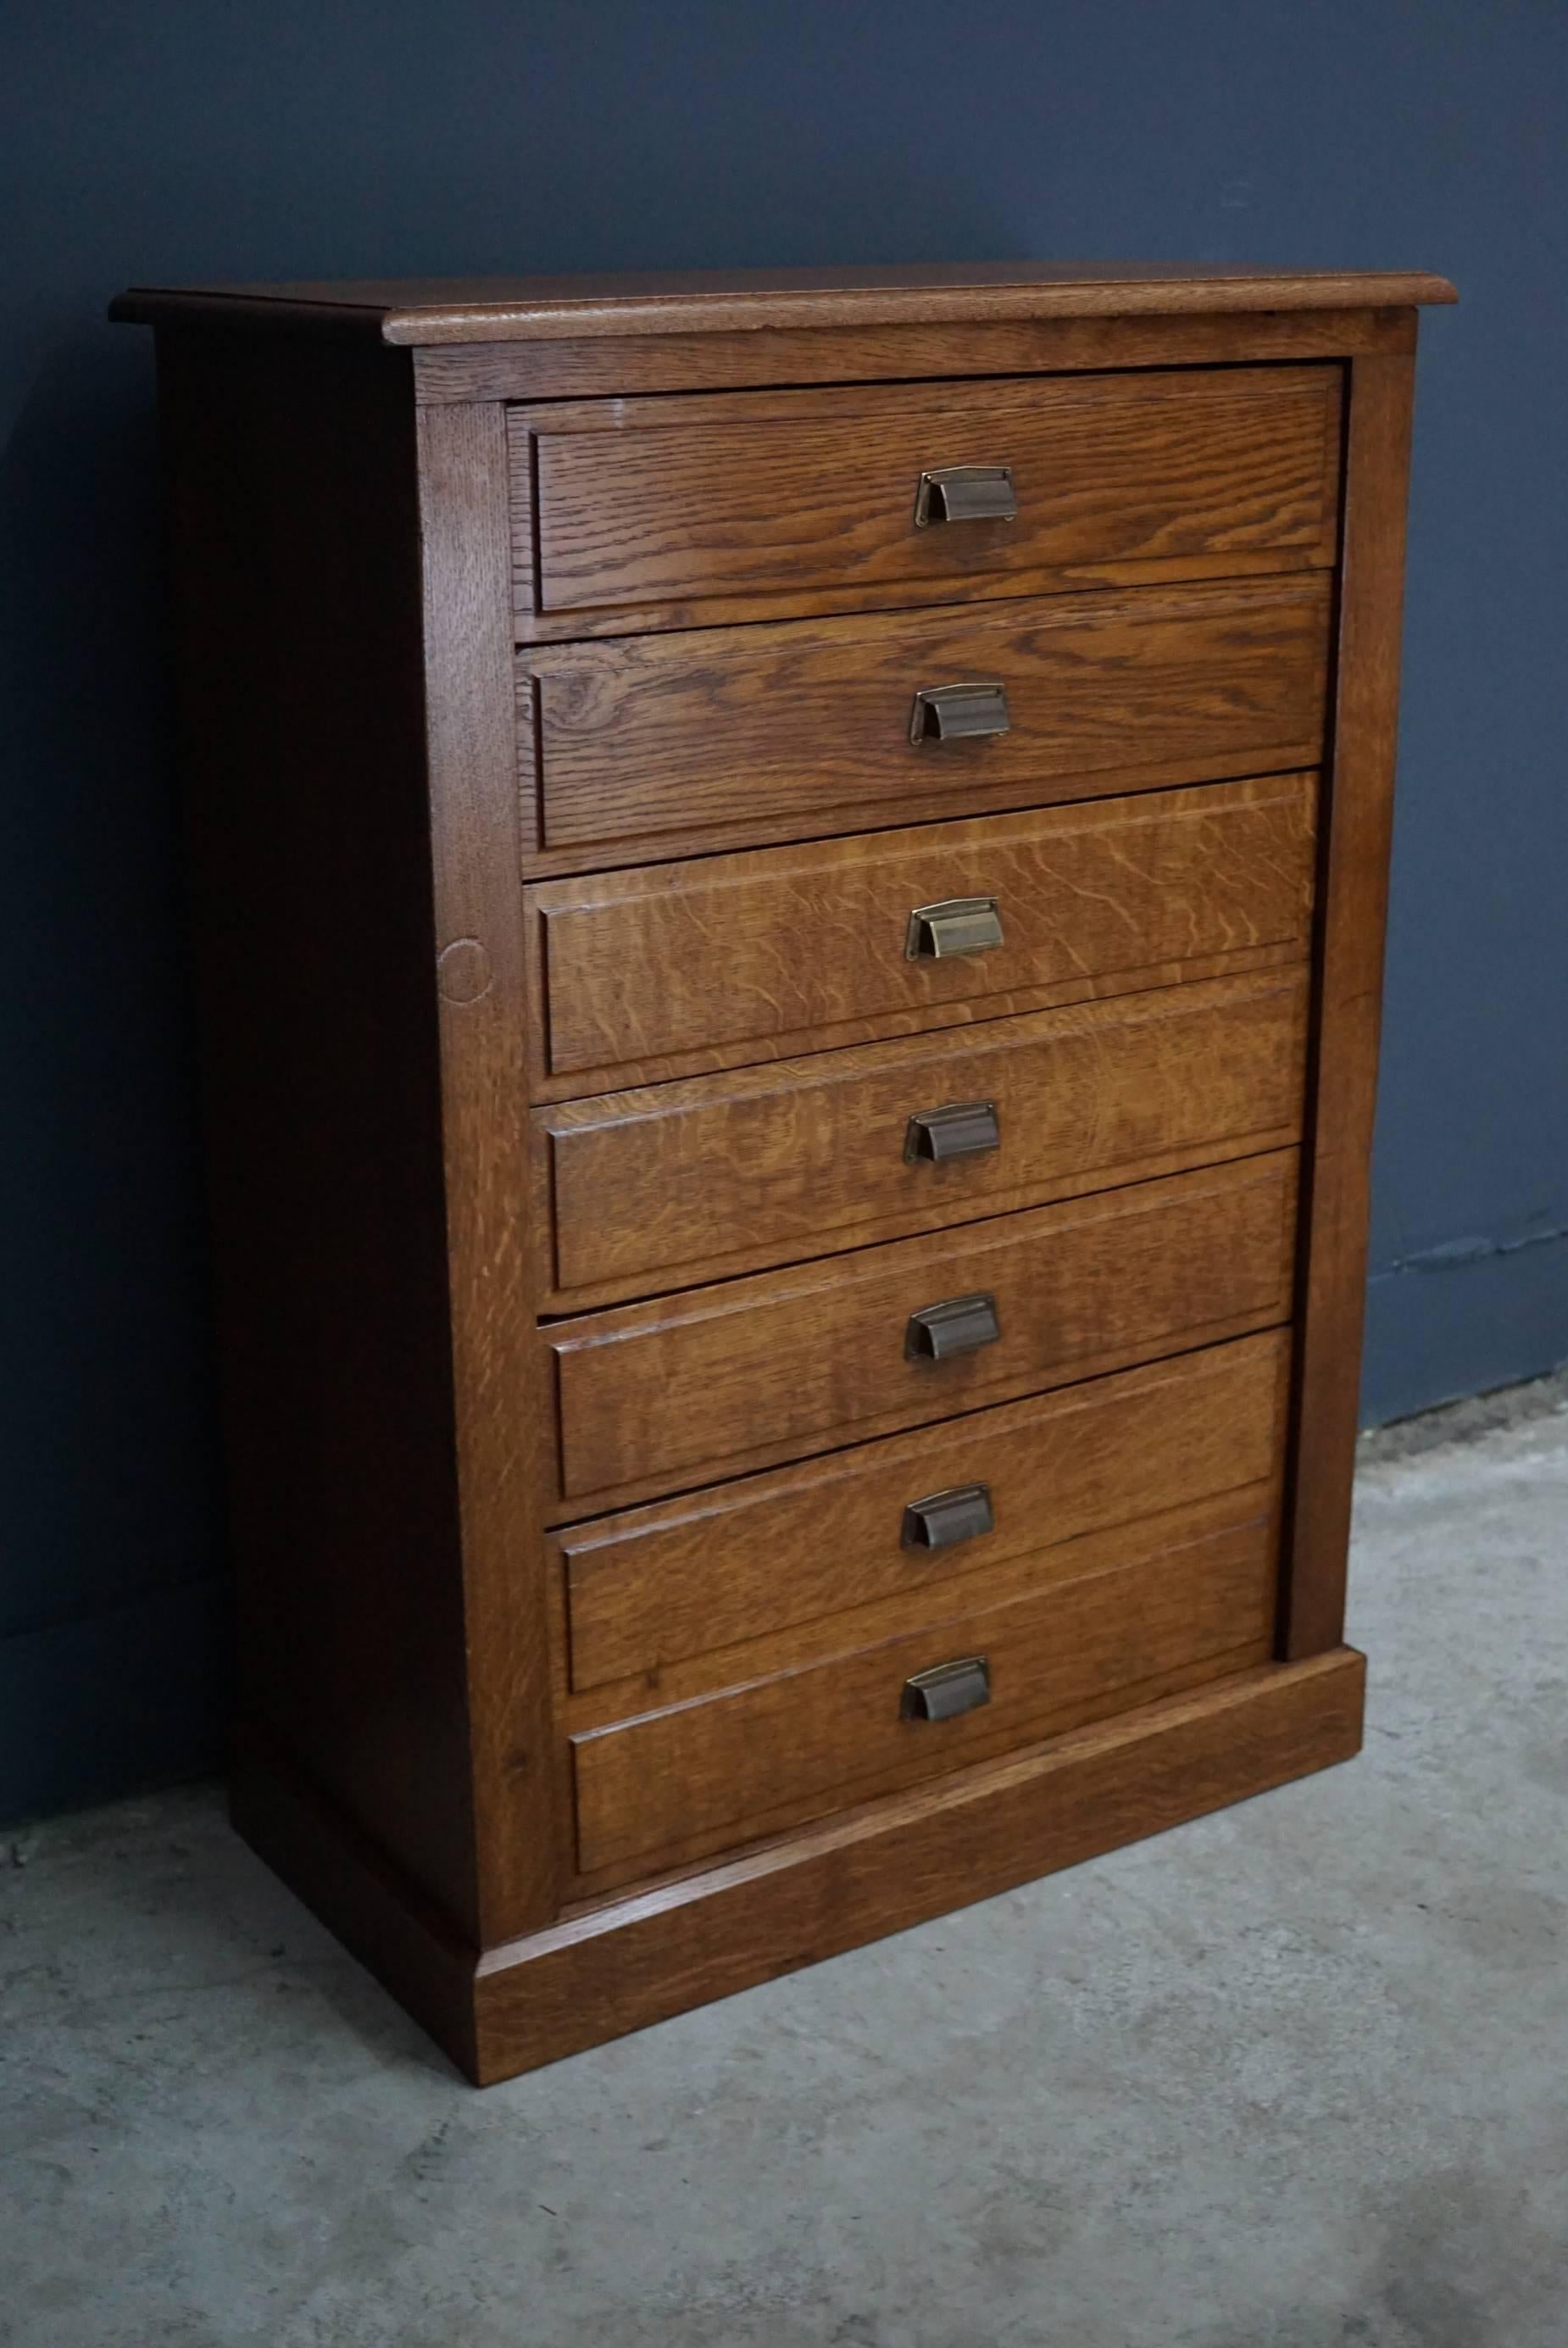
[901,1655,993,1722]
[904,895,1004,960]
[905,1292,1001,1362]
[909,681,1011,745]
[902,1482,995,1552]
[914,465,1017,528]
[904,1099,1000,1164]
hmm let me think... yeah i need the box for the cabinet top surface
[109,259,1456,346]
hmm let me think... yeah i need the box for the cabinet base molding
[234,1647,1365,2086]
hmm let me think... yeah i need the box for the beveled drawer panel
[546,1155,1298,1511]
[558,1327,1292,1694]
[516,576,1332,868]
[526,772,1318,1093]
[509,365,1341,637]
[533,965,1308,1308]
[570,1500,1278,1883]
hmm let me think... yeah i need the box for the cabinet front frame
[417,314,1411,1950]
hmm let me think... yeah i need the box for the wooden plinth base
[232,1647,1365,2085]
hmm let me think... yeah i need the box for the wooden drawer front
[548,1154,1297,1509]
[571,1503,1278,1880]
[509,366,1341,635]
[560,1328,1292,1695]
[528,772,1318,1093]
[519,576,1331,865]
[535,965,1307,1306]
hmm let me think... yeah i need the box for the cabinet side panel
[158,331,481,1934]
[417,403,562,1942]
[1282,342,1418,1655]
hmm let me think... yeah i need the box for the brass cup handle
[913,465,1017,527]
[901,1655,992,1721]
[904,1100,1000,1164]
[902,1483,995,1551]
[905,1292,1001,1362]
[905,896,1004,960]
[909,682,1011,745]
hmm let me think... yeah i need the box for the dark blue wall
[4,0,1565,1822]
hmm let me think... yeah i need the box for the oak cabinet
[113,259,1454,2082]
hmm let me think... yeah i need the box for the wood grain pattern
[547,1153,1298,1509]
[559,1328,1292,1695]
[519,576,1332,860]
[415,404,563,1941]
[510,367,1341,633]
[527,773,1318,1093]
[572,1509,1279,1880]
[112,259,1456,345]
[414,307,1415,404]
[530,943,1305,1099]
[557,1486,1287,1773]
[535,966,1309,1306]
[1282,351,1417,1659]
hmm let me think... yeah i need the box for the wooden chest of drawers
[114,260,1454,2083]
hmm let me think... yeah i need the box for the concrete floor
[3,1383,1566,2348]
